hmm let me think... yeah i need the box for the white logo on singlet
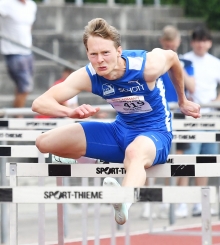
[102,84,115,96]
[118,84,144,93]
[128,80,142,86]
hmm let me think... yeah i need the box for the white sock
[77,156,97,164]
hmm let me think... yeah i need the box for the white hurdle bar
[172,120,220,130]
[5,162,220,178]
[0,145,49,158]
[0,186,216,204]
[2,118,220,130]
[2,184,217,245]
[0,118,113,129]
[1,130,220,142]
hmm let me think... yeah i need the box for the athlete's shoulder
[85,63,97,77]
[122,50,147,71]
[122,49,147,57]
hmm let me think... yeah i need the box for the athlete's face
[160,37,180,52]
[87,36,122,77]
[190,39,212,57]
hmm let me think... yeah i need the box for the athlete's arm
[32,67,100,118]
[144,48,186,103]
[144,48,200,118]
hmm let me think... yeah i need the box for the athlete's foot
[52,155,77,164]
[103,177,128,225]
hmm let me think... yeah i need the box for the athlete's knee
[125,144,139,162]
[35,133,49,153]
[124,144,153,169]
[124,146,141,168]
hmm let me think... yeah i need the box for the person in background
[159,25,195,103]
[0,0,37,109]
[141,25,196,219]
[177,26,220,217]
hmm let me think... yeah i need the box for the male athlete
[32,18,200,225]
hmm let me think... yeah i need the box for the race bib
[107,95,152,114]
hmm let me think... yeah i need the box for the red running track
[52,224,220,245]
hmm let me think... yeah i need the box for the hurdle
[5,152,220,245]
[5,159,220,178]
[1,117,220,244]
[0,186,216,204]
[3,160,219,245]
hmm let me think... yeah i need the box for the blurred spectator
[159,25,195,103]
[0,0,37,109]
[177,26,220,217]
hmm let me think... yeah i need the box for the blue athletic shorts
[80,120,173,164]
[4,54,34,93]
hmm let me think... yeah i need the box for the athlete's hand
[179,100,201,119]
[67,104,100,119]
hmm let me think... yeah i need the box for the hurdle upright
[3,162,219,245]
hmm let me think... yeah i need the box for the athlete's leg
[36,123,86,159]
[122,136,156,187]
[103,136,156,225]
[37,121,124,162]
[105,131,171,225]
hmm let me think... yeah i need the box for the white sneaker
[175,203,188,218]
[141,203,157,219]
[52,155,77,164]
[103,177,128,225]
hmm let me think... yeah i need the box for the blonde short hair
[83,18,121,50]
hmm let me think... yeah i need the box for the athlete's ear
[117,46,122,57]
